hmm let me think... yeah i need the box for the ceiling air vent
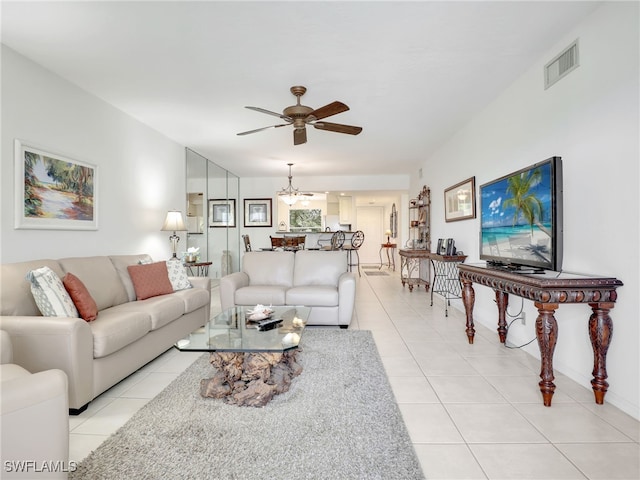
[545,39,579,89]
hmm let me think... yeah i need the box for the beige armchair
[221,250,356,327]
[1,330,70,479]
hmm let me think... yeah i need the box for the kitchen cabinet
[339,196,352,224]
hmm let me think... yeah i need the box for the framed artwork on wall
[209,199,236,228]
[444,176,476,222]
[244,198,272,227]
[14,139,98,230]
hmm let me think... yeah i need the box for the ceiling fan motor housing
[284,106,314,128]
[238,85,362,144]
[284,86,315,128]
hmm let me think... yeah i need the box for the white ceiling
[1,1,601,179]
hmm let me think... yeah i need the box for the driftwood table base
[200,350,302,407]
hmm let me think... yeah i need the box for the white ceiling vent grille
[545,40,579,89]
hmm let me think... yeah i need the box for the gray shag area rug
[70,329,424,480]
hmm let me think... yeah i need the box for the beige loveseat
[0,254,210,413]
[220,250,356,328]
[1,330,69,479]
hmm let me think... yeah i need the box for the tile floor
[69,267,640,479]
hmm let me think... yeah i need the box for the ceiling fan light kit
[278,163,313,206]
[238,86,362,145]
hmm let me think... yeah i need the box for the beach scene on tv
[481,162,554,269]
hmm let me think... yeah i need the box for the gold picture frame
[444,177,475,222]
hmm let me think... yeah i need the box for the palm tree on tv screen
[503,168,550,237]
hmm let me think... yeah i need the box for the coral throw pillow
[127,261,174,300]
[63,272,98,322]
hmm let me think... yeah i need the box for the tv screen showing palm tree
[480,157,563,272]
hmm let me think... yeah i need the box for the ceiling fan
[237,86,363,145]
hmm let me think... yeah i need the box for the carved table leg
[588,302,614,404]
[495,290,509,343]
[535,302,558,406]
[461,278,475,344]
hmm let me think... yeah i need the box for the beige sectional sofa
[220,250,356,328]
[0,254,210,413]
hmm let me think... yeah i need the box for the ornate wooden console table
[458,264,623,407]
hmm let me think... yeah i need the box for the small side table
[379,243,397,271]
[429,254,467,316]
[184,261,212,276]
[398,249,430,292]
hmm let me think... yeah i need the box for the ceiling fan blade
[245,106,291,121]
[313,122,363,135]
[293,127,307,145]
[237,124,288,136]
[308,101,349,121]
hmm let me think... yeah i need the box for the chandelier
[278,163,301,206]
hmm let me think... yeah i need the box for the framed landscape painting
[15,139,98,230]
[209,199,236,228]
[244,198,272,227]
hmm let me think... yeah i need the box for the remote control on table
[257,318,283,331]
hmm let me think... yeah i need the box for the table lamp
[385,229,392,244]
[161,211,187,259]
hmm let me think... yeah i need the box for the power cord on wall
[491,270,563,349]
[506,298,524,318]
[495,297,536,349]
[504,320,536,349]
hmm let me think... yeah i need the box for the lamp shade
[161,211,186,231]
[385,229,392,236]
[279,194,298,206]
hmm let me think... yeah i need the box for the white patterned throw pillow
[166,259,192,291]
[27,266,79,317]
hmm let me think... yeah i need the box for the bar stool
[344,230,364,276]
[242,234,252,252]
[323,231,345,250]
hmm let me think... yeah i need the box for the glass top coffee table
[176,305,310,352]
[175,305,310,407]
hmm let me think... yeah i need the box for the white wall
[1,46,187,263]
[419,3,639,418]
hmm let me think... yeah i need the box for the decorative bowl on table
[246,305,274,322]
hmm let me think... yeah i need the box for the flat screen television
[479,156,563,272]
